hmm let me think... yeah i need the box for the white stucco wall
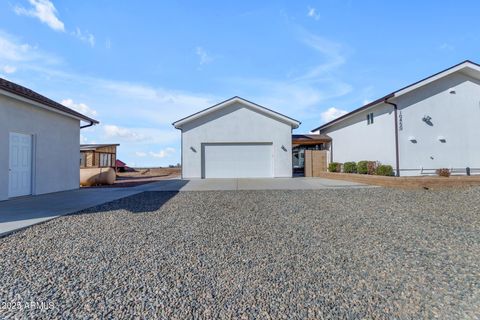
[320,103,396,166]
[180,102,293,178]
[396,72,480,175]
[0,94,80,201]
[318,71,480,176]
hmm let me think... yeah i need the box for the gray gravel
[1,188,479,319]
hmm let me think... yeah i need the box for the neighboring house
[311,60,480,176]
[115,159,128,172]
[0,78,98,201]
[80,144,119,170]
[173,96,300,178]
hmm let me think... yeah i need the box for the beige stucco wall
[0,94,80,201]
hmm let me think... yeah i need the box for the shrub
[343,162,357,173]
[357,161,368,174]
[328,162,342,173]
[376,164,394,176]
[436,168,451,177]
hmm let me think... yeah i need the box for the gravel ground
[1,188,479,319]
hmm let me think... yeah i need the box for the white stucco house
[311,60,480,176]
[0,77,98,201]
[173,96,300,179]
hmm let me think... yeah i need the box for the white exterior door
[9,132,32,197]
[203,143,273,178]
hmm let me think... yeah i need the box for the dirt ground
[84,167,181,188]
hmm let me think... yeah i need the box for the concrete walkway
[0,177,367,237]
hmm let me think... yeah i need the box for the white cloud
[321,107,348,123]
[195,46,213,65]
[61,99,98,117]
[0,30,60,65]
[72,28,95,47]
[296,31,346,80]
[149,147,175,158]
[135,151,147,157]
[102,125,178,145]
[14,0,65,32]
[105,39,111,49]
[103,125,145,142]
[1,65,16,74]
[307,7,320,20]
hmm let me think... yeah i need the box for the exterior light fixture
[190,147,197,152]
[438,136,446,143]
[408,136,417,143]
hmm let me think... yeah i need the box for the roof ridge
[0,77,98,124]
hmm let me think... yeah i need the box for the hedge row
[328,161,394,176]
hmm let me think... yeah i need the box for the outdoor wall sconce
[190,147,197,152]
[408,136,417,143]
[281,145,287,151]
[422,115,433,126]
[438,136,446,143]
[448,88,456,94]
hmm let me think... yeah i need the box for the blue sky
[1,1,479,167]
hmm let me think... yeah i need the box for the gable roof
[312,60,480,132]
[0,77,99,124]
[173,96,301,129]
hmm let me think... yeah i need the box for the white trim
[173,97,301,129]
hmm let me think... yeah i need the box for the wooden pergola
[292,134,331,147]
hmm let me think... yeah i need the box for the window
[367,112,374,125]
[80,153,86,167]
[99,153,112,167]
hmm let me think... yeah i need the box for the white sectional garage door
[203,143,273,178]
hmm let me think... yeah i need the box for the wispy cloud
[135,151,147,157]
[320,107,348,123]
[1,65,17,74]
[195,46,213,66]
[149,147,175,158]
[102,124,178,145]
[72,28,95,47]
[0,30,61,69]
[307,7,320,20]
[61,99,98,117]
[223,29,351,122]
[295,31,347,81]
[13,1,96,47]
[14,0,65,32]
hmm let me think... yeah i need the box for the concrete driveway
[0,177,367,236]
[145,177,368,191]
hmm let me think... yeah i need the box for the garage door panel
[203,143,273,178]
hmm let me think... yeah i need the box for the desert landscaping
[1,187,479,318]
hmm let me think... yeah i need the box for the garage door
[203,143,273,178]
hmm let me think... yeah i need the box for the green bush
[357,161,368,174]
[376,164,394,176]
[328,162,342,173]
[343,162,357,173]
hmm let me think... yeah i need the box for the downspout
[80,121,95,129]
[384,98,400,177]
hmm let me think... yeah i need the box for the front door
[8,132,32,198]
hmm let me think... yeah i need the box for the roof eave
[0,88,99,124]
[173,96,301,129]
[311,60,480,132]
